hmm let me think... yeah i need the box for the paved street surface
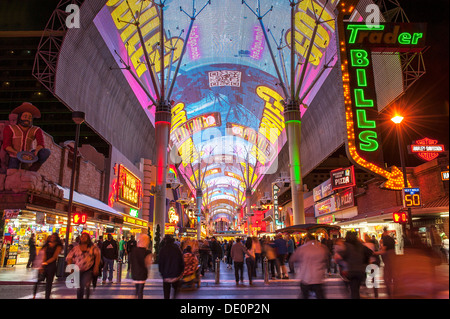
[0,261,448,300]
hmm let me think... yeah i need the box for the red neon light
[410,137,445,162]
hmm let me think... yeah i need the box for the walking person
[127,235,137,271]
[101,233,118,284]
[245,237,256,285]
[252,237,262,275]
[337,231,373,299]
[291,233,330,299]
[363,233,381,298]
[226,239,234,269]
[198,240,211,276]
[66,232,101,299]
[130,234,153,299]
[27,233,37,268]
[373,229,396,298]
[159,235,185,299]
[230,238,249,285]
[273,233,289,279]
[442,235,449,264]
[287,235,295,274]
[209,237,223,272]
[33,233,63,299]
[119,236,126,262]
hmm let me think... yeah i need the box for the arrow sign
[336,4,414,190]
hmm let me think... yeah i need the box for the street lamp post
[64,111,85,258]
[391,115,413,237]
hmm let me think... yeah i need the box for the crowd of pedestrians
[28,228,447,299]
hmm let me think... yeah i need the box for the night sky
[1,0,448,168]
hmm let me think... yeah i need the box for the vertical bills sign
[339,17,426,189]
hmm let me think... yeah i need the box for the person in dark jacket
[27,233,37,268]
[337,231,373,299]
[273,234,289,279]
[101,234,118,284]
[130,234,152,299]
[209,237,223,271]
[158,235,185,299]
[127,235,137,271]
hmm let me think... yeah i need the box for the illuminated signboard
[313,179,333,203]
[123,215,148,228]
[273,183,282,226]
[339,18,427,190]
[168,207,179,224]
[317,214,335,224]
[410,138,445,162]
[402,188,422,208]
[442,171,449,181]
[314,187,354,217]
[117,164,142,209]
[331,166,356,190]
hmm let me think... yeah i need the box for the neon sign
[117,164,142,209]
[338,12,426,189]
[410,137,445,162]
[331,166,356,190]
[168,207,179,224]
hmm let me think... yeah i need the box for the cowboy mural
[2,102,50,171]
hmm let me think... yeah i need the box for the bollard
[116,261,122,283]
[264,257,269,284]
[215,257,220,284]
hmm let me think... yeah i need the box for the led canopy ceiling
[94,0,342,217]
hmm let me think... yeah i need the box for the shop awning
[56,185,123,218]
[422,195,449,209]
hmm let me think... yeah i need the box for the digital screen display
[94,0,340,215]
[402,187,422,208]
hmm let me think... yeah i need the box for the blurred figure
[273,233,289,279]
[198,240,211,276]
[287,235,295,274]
[27,233,36,268]
[182,245,199,289]
[130,234,152,299]
[209,237,223,272]
[33,233,63,299]
[337,232,373,299]
[159,235,184,299]
[226,239,234,269]
[119,236,126,262]
[363,233,381,298]
[291,233,329,299]
[391,233,442,299]
[442,235,449,264]
[373,230,396,298]
[253,237,262,274]
[263,239,278,279]
[66,232,101,299]
[127,235,137,271]
[245,237,256,285]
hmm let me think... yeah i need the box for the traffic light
[72,212,87,224]
[393,211,408,223]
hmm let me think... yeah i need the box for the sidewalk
[1,261,448,299]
